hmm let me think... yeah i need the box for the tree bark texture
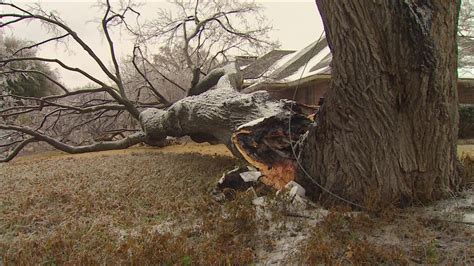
[299,0,462,207]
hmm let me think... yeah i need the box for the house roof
[459,67,474,79]
[243,37,473,93]
[235,56,258,69]
[242,37,331,92]
[242,50,296,80]
[272,37,330,80]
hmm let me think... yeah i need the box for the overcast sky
[1,1,324,88]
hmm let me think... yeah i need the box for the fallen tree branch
[0,124,145,157]
[0,137,38,163]
[140,63,316,190]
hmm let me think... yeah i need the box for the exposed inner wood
[232,109,315,190]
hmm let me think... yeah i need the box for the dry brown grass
[0,150,261,264]
[11,142,232,164]
[1,144,473,264]
[297,206,473,264]
[299,210,408,264]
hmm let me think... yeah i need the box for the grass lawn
[0,143,473,264]
[459,144,474,157]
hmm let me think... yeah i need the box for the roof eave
[242,74,331,93]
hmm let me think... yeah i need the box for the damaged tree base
[214,106,313,197]
[231,108,315,190]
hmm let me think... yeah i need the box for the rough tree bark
[298,0,462,207]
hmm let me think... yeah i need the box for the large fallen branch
[0,125,145,162]
[1,61,314,192]
[140,63,315,190]
[1,3,311,192]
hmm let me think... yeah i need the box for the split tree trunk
[299,0,462,207]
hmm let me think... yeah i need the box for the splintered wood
[231,104,316,190]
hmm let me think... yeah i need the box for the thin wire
[287,31,365,210]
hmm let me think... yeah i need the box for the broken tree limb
[140,63,287,154]
[0,124,146,162]
[187,63,243,96]
[140,62,316,190]
[0,61,314,193]
[140,88,292,156]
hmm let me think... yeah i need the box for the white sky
[0,1,324,88]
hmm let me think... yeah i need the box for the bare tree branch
[132,46,171,104]
[0,137,37,163]
[139,0,277,93]
[0,56,109,87]
[0,124,145,158]
[1,67,69,93]
[459,0,474,68]
[11,33,70,56]
[0,0,278,162]
[102,0,127,98]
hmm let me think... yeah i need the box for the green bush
[459,104,474,139]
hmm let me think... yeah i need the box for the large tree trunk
[299,0,462,207]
